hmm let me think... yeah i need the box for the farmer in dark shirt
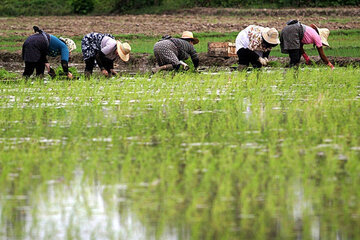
[22,26,76,78]
[152,31,199,73]
[81,32,131,77]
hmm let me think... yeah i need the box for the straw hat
[312,24,330,47]
[261,28,280,45]
[59,37,76,52]
[116,41,131,62]
[180,31,199,44]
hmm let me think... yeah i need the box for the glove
[264,57,269,64]
[327,62,334,70]
[302,53,311,65]
[48,67,56,78]
[179,61,189,71]
[258,57,267,66]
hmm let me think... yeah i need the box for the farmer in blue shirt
[22,26,76,79]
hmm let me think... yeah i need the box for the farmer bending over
[81,32,131,77]
[280,20,334,69]
[22,26,76,79]
[235,25,280,70]
[152,31,199,73]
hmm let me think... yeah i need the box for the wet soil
[1,8,359,73]
[1,52,359,74]
[1,7,359,38]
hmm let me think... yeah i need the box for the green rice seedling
[0,67,359,239]
[0,68,19,81]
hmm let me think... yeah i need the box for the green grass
[0,67,360,239]
[1,30,360,58]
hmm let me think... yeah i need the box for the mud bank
[1,52,359,73]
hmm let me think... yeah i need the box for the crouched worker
[152,31,199,73]
[280,20,334,69]
[235,25,280,69]
[22,26,76,79]
[81,32,131,77]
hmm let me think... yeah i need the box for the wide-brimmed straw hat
[59,37,76,52]
[116,41,131,62]
[180,31,199,44]
[312,24,330,47]
[261,28,280,45]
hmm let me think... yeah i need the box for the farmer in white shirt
[235,25,280,69]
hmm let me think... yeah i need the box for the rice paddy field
[1,66,360,239]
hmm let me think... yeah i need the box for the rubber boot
[152,64,174,73]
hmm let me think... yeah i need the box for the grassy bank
[0,67,360,239]
[1,30,360,57]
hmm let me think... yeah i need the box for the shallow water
[1,68,360,239]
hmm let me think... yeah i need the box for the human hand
[48,68,56,78]
[264,57,269,64]
[327,62,334,70]
[101,69,109,77]
[67,72,73,79]
[110,69,117,76]
[258,57,267,66]
[45,63,51,72]
[179,61,189,71]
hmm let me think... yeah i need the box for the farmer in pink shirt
[280,20,334,69]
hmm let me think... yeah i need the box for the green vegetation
[0,0,359,16]
[1,30,360,57]
[0,67,360,239]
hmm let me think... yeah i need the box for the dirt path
[1,7,359,38]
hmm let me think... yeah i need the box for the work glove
[48,67,56,78]
[179,61,189,71]
[302,53,311,65]
[327,62,335,70]
[258,57,267,66]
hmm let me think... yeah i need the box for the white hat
[180,31,199,45]
[312,24,330,47]
[261,28,280,45]
[59,37,76,52]
[116,41,131,62]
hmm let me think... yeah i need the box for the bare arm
[317,46,334,69]
[317,46,329,64]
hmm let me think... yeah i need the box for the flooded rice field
[0,68,360,239]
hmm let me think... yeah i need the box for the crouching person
[81,32,131,77]
[152,31,199,73]
[22,26,76,79]
[235,25,280,70]
[280,20,334,69]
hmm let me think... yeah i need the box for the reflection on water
[1,170,187,240]
[1,69,359,239]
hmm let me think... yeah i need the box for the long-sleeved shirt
[48,35,69,61]
[236,25,273,53]
[171,38,199,67]
[101,36,118,60]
